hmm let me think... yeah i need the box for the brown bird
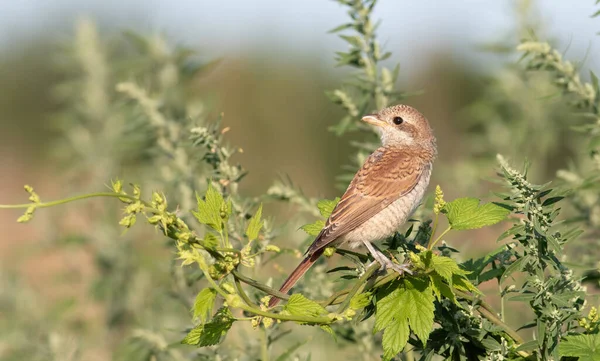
[269,104,436,308]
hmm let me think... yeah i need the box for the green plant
[2,1,600,360]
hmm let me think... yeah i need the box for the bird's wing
[307,147,427,254]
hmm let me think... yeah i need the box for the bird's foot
[376,257,412,276]
[362,240,413,276]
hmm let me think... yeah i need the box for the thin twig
[335,262,380,314]
[231,270,290,300]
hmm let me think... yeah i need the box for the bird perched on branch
[269,104,436,308]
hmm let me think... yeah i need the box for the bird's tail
[268,249,324,308]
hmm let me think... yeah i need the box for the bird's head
[362,104,435,150]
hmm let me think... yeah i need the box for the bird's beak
[362,114,388,128]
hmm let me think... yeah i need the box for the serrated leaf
[284,294,328,320]
[559,334,600,361]
[429,253,466,282]
[374,278,434,346]
[246,204,264,242]
[192,184,227,231]
[404,279,435,344]
[374,284,400,333]
[430,275,457,304]
[382,317,409,361]
[443,197,510,230]
[300,220,325,236]
[192,288,217,323]
[202,233,219,250]
[317,197,340,218]
[181,307,233,347]
[452,274,481,294]
[320,325,336,340]
[350,292,372,310]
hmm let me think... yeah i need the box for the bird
[268,104,436,308]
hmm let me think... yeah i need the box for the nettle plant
[2,1,600,360]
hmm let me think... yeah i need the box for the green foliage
[559,334,600,361]
[192,183,232,232]
[2,0,600,360]
[300,220,326,237]
[283,294,329,322]
[181,307,234,347]
[246,204,264,242]
[375,279,434,353]
[317,197,340,218]
[192,288,217,323]
[443,197,510,230]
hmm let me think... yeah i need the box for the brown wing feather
[307,147,426,254]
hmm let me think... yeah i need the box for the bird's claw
[377,259,412,276]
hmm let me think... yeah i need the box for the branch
[231,270,290,301]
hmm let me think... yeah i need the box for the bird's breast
[342,164,432,247]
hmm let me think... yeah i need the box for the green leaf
[382,317,409,361]
[300,220,325,236]
[443,197,510,230]
[192,288,217,323]
[452,274,481,294]
[430,275,457,304]
[375,278,435,356]
[428,253,466,282]
[317,197,340,218]
[374,284,400,333]
[202,233,219,250]
[246,204,264,242]
[514,340,539,352]
[328,23,354,33]
[350,292,372,309]
[181,307,234,347]
[404,279,435,344]
[501,256,529,281]
[320,325,336,340]
[284,294,328,320]
[339,34,363,47]
[559,334,600,361]
[480,338,502,352]
[192,184,228,231]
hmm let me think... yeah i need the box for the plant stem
[335,262,380,314]
[261,327,269,361]
[427,213,440,249]
[234,275,257,307]
[0,192,147,209]
[428,226,452,250]
[454,290,528,357]
[200,261,331,324]
[499,283,505,322]
[237,304,333,324]
[231,270,290,300]
[223,221,231,248]
[322,289,350,307]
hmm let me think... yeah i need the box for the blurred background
[1,1,599,360]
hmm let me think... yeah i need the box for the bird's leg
[362,240,412,275]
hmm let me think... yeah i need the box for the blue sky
[1,1,599,74]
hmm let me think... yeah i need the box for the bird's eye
[393,116,404,125]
